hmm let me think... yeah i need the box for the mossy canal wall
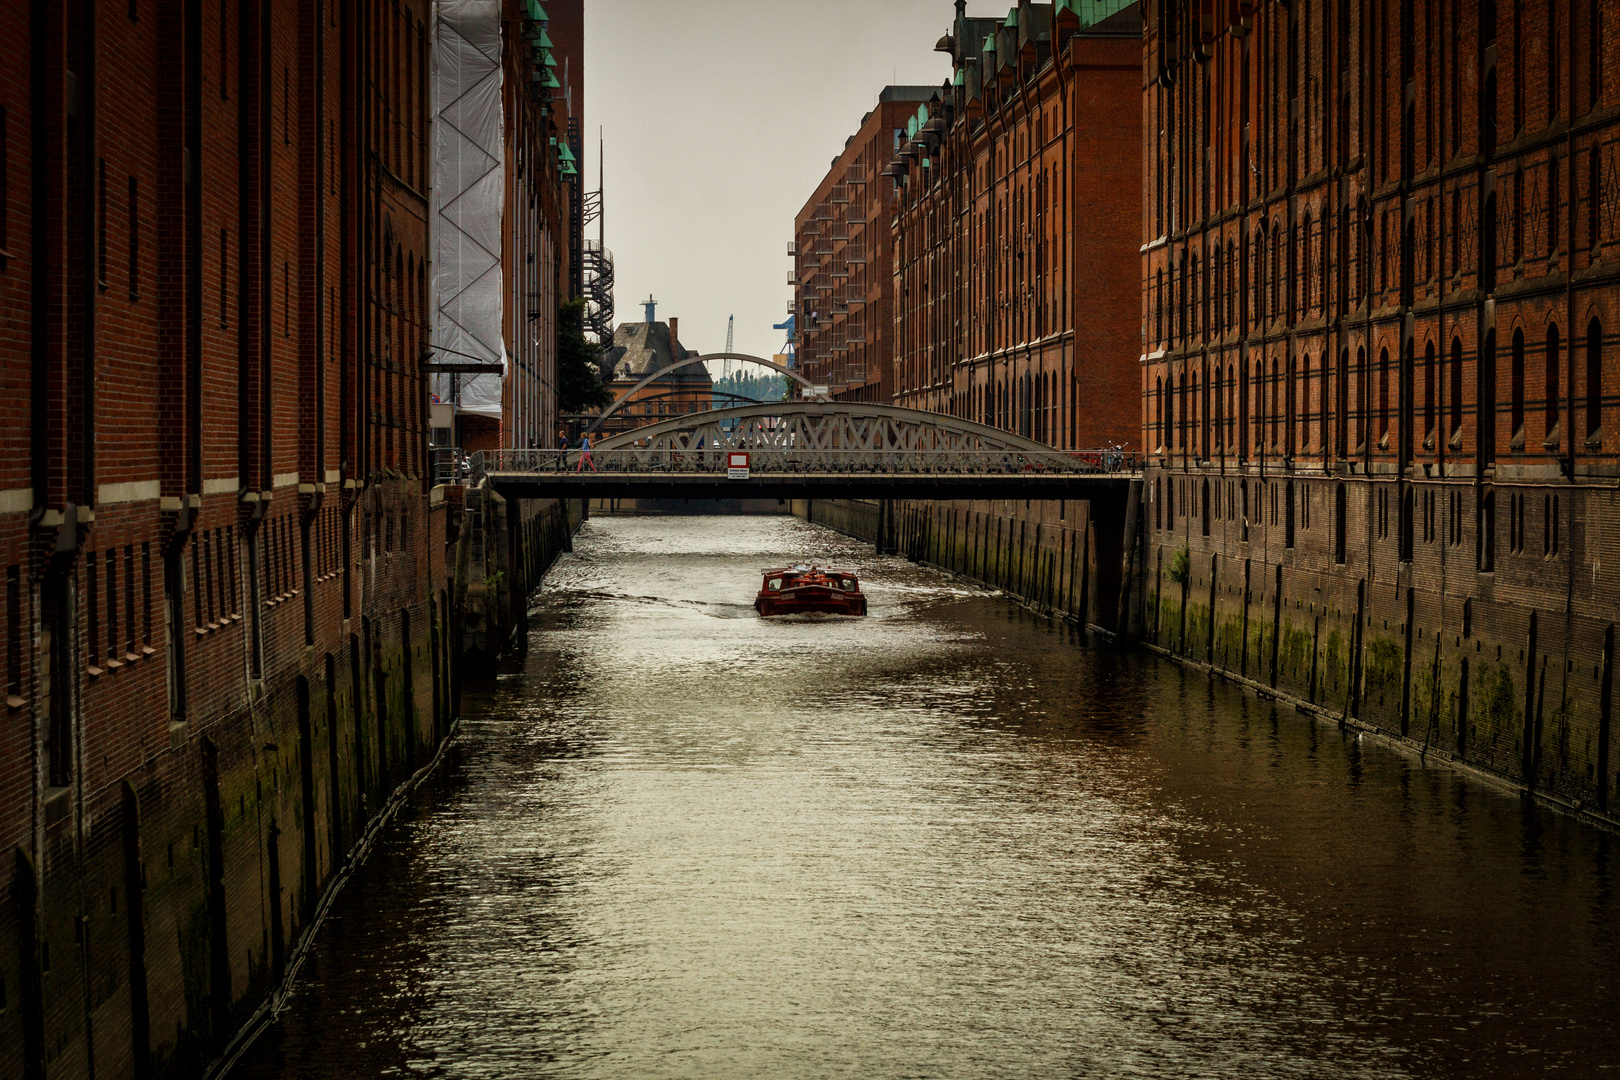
[799,480,1620,830]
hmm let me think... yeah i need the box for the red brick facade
[794,88,939,404]
[0,3,466,1077]
[1141,0,1620,812]
[888,1,1144,450]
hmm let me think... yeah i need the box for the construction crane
[724,315,734,380]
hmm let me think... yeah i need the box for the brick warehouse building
[0,2,568,1077]
[794,87,938,404]
[888,0,1143,451]
[1139,0,1620,812]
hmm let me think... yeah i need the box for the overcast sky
[581,0,957,370]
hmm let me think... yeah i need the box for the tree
[558,298,613,413]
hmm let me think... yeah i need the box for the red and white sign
[727,452,750,480]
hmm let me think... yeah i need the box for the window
[1285,482,1295,548]
[142,542,152,647]
[1451,336,1465,442]
[124,545,136,657]
[87,557,100,669]
[6,567,20,701]
[1546,325,1561,448]
[1588,317,1604,445]
[1511,328,1526,444]
[1379,347,1391,444]
[1424,342,1437,447]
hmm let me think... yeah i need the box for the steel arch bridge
[472,401,1137,501]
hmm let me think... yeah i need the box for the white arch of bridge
[587,353,818,433]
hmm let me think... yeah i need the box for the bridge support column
[1114,479,1144,638]
[1086,485,1137,635]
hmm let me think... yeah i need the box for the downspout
[81,0,97,513]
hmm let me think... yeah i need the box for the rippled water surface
[237,514,1620,1079]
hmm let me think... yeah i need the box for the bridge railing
[469,447,1136,484]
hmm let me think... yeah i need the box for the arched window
[1270,221,1283,318]
[1424,341,1438,448]
[1156,376,1166,449]
[1155,268,1164,345]
[1270,357,1281,448]
[1450,336,1465,443]
[1356,346,1370,451]
[1253,361,1265,451]
[1318,214,1330,315]
[1546,324,1562,448]
[1193,371,1203,456]
[1588,317,1604,444]
[1300,213,1313,317]
[1480,328,1499,465]
[1287,353,1299,455]
[1511,328,1527,444]
[1227,365,1237,449]
[1379,347,1391,444]
[1227,244,1236,331]
[1253,225,1266,329]
[1336,348,1350,458]
[1168,374,1178,449]
[1190,254,1201,342]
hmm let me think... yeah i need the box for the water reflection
[236,515,1620,1080]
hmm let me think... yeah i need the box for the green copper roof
[543,49,558,67]
[907,116,918,137]
[917,103,929,125]
[953,68,964,86]
[539,28,554,48]
[982,33,995,52]
[1004,8,1017,28]
[558,142,576,162]
[1055,0,1136,30]
[544,70,560,89]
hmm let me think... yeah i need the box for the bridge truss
[472,403,1134,500]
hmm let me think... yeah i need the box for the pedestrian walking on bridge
[576,431,597,472]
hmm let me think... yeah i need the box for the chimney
[668,317,679,351]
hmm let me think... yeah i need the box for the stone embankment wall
[804,477,1620,828]
[1142,470,1620,826]
[457,494,582,672]
[794,493,1142,634]
[7,490,579,1080]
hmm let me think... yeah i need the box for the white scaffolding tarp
[432,0,505,418]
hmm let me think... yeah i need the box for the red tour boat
[755,565,868,617]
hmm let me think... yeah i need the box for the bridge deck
[483,470,1136,501]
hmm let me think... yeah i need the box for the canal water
[236,514,1620,1079]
